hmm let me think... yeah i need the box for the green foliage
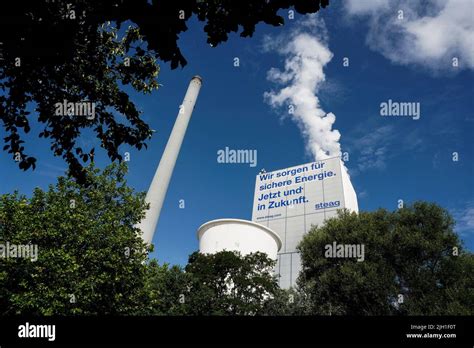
[0,0,328,183]
[4,169,469,317]
[142,259,189,315]
[262,287,312,316]
[297,202,474,315]
[0,161,280,315]
[184,251,279,315]
[0,162,150,314]
[145,251,279,315]
[0,19,159,184]
[2,172,470,317]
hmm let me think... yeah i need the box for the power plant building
[135,76,358,291]
[252,157,358,288]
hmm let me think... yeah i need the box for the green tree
[0,21,159,185]
[142,259,188,315]
[183,251,279,315]
[262,287,312,316]
[0,0,329,183]
[297,202,474,315]
[0,162,150,314]
[144,251,279,315]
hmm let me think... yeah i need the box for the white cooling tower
[197,219,282,260]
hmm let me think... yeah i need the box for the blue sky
[1,1,473,265]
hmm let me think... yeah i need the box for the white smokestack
[137,76,202,244]
[263,16,341,161]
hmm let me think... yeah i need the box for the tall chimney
[137,76,203,244]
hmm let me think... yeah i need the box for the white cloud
[454,202,474,234]
[345,0,474,71]
[345,0,390,15]
[345,122,426,175]
[263,15,341,160]
[349,125,394,173]
[37,162,67,179]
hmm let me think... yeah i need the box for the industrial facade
[252,157,358,288]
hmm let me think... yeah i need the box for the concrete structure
[197,219,282,260]
[137,76,202,244]
[251,157,358,288]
